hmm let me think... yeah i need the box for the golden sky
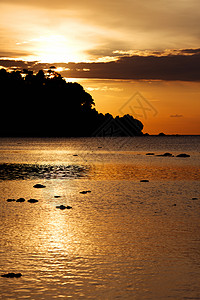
[0,0,200,134]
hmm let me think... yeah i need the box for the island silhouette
[0,68,144,137]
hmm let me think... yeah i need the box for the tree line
[0,68,144,137]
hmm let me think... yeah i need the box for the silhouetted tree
[0,69,144,137]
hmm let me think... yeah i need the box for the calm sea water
[0,136,200,299]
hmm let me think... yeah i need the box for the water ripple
[0,163,88,180]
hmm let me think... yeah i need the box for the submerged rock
[1,273,22,278]
[16,198,25,203]
[176,153,190,158]
[56,205,72,210]
[28,199,38,203]
[33,184,46,188]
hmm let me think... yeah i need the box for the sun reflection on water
[1,137,200,299]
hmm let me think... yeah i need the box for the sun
[29,34,86,63]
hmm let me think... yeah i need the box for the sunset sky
[0,0,200,134]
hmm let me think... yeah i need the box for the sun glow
[28,34,87,63]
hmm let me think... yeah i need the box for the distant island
[0,68,144,137]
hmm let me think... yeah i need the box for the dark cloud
[1,50,200,82]
[179,48,200,54]
[170,115,184,118]
[0,60,38,70]
[66,52,200,81]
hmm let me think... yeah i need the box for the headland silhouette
[0,68,144,137]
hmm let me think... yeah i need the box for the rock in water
[33,184,46,188]
[176,153,190,158]
[28,199,38,203]
[157,153,173,157]
[56,205,66,210]
[56,205,72,210]
[6,199,15,202]
[1,273,22,278]
[66,205,72,209]
[16,198,25,202]
[80,190,91,194]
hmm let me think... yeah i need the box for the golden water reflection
[1,137,200,298]
[89,163,200,181]
[1,174,200,299]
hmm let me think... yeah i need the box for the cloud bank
[1,48,200,82]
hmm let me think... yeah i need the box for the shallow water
[0,136,200,299]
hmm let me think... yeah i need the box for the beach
[0,136,200,299]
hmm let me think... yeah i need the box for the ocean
[0,136,200,299]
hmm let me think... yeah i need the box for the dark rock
[158,132,166,136]
[56,205,66,210]
[176,153,190,158]
[56,205,72,210]
[146,153,155,155]
[140,180,149,182]
[172,204,177,206]
[28,199,38,203]
[73,154,78,156]
[157,153,173,157]
[80,190,91,194]
[33,184,46,188]
[16,198,25,202]
[66,205,72,209]
[54,195,61,198]
[192,197,198,200]
[6,199,15,202]
[1,273,22,278]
